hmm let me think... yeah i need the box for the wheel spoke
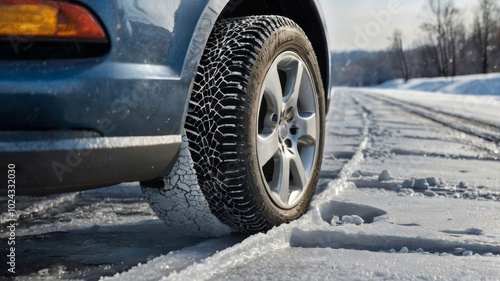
[263,66,284,114]
[277,149,291,204]
[257,130,280,165]
[290,151,307,189]
[284,62,305,109]
[296,113,317,142]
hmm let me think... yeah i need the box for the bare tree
[391,30,409,82]
[492,19,500,71]
[472,0,498,73]
[421,0,461,77]
[409,42,440,78]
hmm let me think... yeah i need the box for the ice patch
[0,193,78,225]
[442,228,484,236]
[102,235,245,281]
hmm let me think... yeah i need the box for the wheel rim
[256,51,319,209]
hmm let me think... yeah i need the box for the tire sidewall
[246,25,326,224]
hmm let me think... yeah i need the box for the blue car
[1,0,332,233]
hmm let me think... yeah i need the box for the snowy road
[2,87,500,280]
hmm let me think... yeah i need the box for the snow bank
[379,73,500,96]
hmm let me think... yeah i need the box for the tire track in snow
[348,91,500,201]
[290,92,500,259]
[312,92,372,205]
[290,228,500,256]
[361,91,500,146]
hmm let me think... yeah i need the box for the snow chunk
[351,171,362,178]
[398,188,415,197]
[463,191,479,200]
[413,178,429,191]
[425,177,439,186]
[341,215,364,226]
[330,216,341,226]
[452,248,466,255]
[402,179,415,189]
[458,181,469,189]
[462,250,474,256]
[378,170,393,181]
[423,190,438,197]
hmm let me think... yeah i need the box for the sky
[320,0,477,52]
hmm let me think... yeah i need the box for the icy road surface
[2,87,500,280]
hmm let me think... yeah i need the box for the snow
[2,74,500,280]
[111,81,500,280]
[379,73,500,96]
[376,73,500,128]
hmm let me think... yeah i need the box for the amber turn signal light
[0,0,107,41]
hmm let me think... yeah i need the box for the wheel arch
[183,0,331,112]
[218,0,332,105]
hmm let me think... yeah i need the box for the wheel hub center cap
[279,124,288,140]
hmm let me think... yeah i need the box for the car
[0,0,333,234]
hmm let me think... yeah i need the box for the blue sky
[320,0,476,51]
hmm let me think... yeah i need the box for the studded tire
[145,16,325,234]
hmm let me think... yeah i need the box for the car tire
[143,15,325,234]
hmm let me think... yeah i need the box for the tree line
[333,0,500,86]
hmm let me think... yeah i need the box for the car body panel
[0,0,333,195]
[311,0,334,105]
[0,0,227,137]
